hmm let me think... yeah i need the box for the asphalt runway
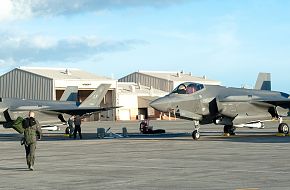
[1,120,290,190]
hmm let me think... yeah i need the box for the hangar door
[119,109,131,120]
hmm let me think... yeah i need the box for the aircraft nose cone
[150,97,170,112]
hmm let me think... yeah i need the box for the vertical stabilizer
[254,73,271,91]
[60,86,78,101]
[79,84,111,108]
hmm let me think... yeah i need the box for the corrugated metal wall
[118,72,173,92]
[0,69,53,100]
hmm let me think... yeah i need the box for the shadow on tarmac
[0,134,23,142]
[0,166,28,171]
[0,132,290,144]
[203,134,290,143]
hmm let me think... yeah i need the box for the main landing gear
[223,125,236,136]
[275,116,289,135]
[278,122,289,135]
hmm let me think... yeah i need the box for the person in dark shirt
[73,115,82,139]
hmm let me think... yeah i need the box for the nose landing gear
[192,130,200,140]
[191,120,200,140]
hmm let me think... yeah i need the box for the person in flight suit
[22,111,42,171]
[67,116,75,138]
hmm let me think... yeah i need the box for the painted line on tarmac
[85,164,186,170]
[86,164,290,175]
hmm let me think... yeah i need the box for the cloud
[0,33,147,66]
[0,0,187,21]
[0,0,13,21]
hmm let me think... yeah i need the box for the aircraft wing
[220,95,290,108]
[255,99,290,108]
[47,106,121,116]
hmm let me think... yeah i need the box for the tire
[192,130,200,140]
[224,125,230,133]
[278,123,289,134]
[224,125,235,135]
[229,126,236,135]
[65,127,70,134]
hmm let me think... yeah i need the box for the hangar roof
[19,67,113,81]
[138,71,220,85]
[118,82,167,96]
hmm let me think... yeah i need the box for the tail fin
[254,72,271,91]
[60,86,78,101]
[79,84,111,108]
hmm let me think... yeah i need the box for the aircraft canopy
[172,82,204,95]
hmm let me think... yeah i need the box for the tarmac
[1,120,290,190]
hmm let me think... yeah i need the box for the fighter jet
[0,84,117,132]
[150,73,290,140]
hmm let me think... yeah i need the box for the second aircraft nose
[149,96,171,112]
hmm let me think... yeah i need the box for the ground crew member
[67,116,75,138]
[22,111,42,171]
[73,115,82,139]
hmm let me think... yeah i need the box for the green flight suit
[23,117,42,170]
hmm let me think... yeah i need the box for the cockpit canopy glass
[171,82,204,94]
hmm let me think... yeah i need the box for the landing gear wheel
[224,125,230,133]
[65,127,70,134]
[224,125,236,135]
[278,123,289,134]
[192,130,200,140]
[229,126,236,135]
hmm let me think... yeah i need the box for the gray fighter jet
[0,84,117,132]
[150,73,290,140]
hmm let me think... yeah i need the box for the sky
[0,0,290,92]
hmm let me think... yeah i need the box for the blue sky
[0,0,290,92]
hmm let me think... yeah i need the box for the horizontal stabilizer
[60,86,78,101]
[79,84,111,108]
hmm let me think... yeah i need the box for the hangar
[118,70,220,92]
[0,67,117,121]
